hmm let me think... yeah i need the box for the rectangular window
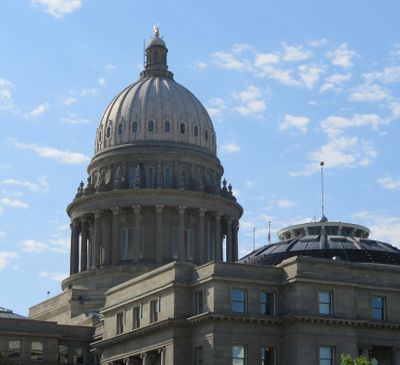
[73,347,84,365]
[58,345,69,363]
[31,341,43,360]
[261,347,275,365]
[372,296,385,320]
[319,346,333,365]
[319,291,332,315]
[116,312,124,334]
[146,167,155,188]
[260,291,275,316]
[8,340,21,359]
[150,299,158,323]
[195,290,204,314]
[185,228,194,261]
[133,306,141,329]
[232,345,246,365]
[172,228,179,259]
[128,167,136,189]
[231,289,247,314]
[194,346,203,365]
[120,228,133,260]
[163,167,172,189]
[138,226,145,259]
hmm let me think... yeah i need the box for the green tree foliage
[341,354,373,365]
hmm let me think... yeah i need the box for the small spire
[319,161,328,222]
[153,24,160,38]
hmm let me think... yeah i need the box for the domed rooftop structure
[240,220,400,266]
[95,25,216,156]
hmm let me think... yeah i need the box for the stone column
[70,220,80,274]
[132,205,142,261]
[158,348,165,365]
[178,205,186,260]
[80,216,88,271]
[214,213,222,261]
[232,219,239,262]
[392,347,400,364]
[198,208,207,264]
[140,353,151,365]
[111,207,120,265]
[226,217,233,262]
[155,204,164,262]
[94,210,102,268]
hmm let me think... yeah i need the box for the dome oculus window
[204,129,208,140]
[118,123,124,136]
[193,125,199,137]
[180,123,186,134]
[132,121,138,133]
[106,125,112,139]
[148,120,155,133]
[164,121,170,133]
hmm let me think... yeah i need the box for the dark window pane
[180,123,185,134]
[132,121,138,133]
[148,120,154,132]
[164,121,170,132]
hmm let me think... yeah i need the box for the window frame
[30,340,44,361]
[372,295,386,321]
[194,290,204,315]
[73,347,84,365]
[132,305,141,329]
[57,344,69,364]
[260,291,276,316]
[318,290,333,316]
[231,288,247,314]
[163,166,172,189]
[194,346,203,365]
[116,311,124,334]
[120,227,134,260]
[7,339,22,359]
[148,120,155,133]
[150,299,159,323]
[232,345,247,365]
[261,346,276,365]
[319,346,334,365]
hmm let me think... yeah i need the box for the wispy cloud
[0,251,18,270]
[281,42,312,62]
[39,271,68,281]
[0,78,14,111]
[279,114,310,134]
[80,87,99,96]
[325,43,357,68]
[22,236,69,254]
[193,61,208,71]
[28,102,49,119]
[62,96,78,106]
[349,83,392,102]
[270,199,297,208]
[220,141,241,153]
[378,174,400,190]
[0,177,49,192]
[233,85,266,117]
[97,77,106,86]
[363,66,400,84]
[245,180,256,188]
[60,114,89,124]
[320,73,351,93]
[207,97,226,119]
[212,44,253,71]
[31,0,84,19]
[13,141,90,164]
[22,239,47,252]
[0,198,29,209]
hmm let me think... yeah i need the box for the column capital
[155,204,164,214]
[225,216,233,225]
[94,209,102,218]
[177,205,186,215]
[214,211,223,221]
[72,218,80,227]
[111,206,120,215]
[132,205,142,214]
[80,214,87,223]
[158,347,166,354]
[198,208,207,217]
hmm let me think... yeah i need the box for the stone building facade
[1,27,400,365]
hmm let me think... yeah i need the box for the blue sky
[1,0,399,315]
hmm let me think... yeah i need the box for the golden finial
[153,24,160,38]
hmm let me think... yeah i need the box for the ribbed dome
[94,28,216,156]
[95,77,216,156]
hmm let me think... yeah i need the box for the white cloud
[0,177,49,192]
[22,239,47,252]
[363,66,400,84]
[220,141,241,153]
[28,102,49,119]
[80,88,99,96]
[271,199,297,208]
[31,0,84,18]
[291,136,377,176]
[212,51,251,71]
[349,83,392,102]
[326,43,357,68]
[281,43,312,62]
[351,211,400,246]
[13,142,90,164]
[378,174,400,190]
[279,114,310,134]
[297,63,325,89]
[39,271,68,281]
[98,77,106,86]
[0,78,14,110]
[389,101,400,118]
[308,38,328,47]
[60,114,89,124]
[254,53,281,66]
[193,62,208,71]
[320,73,351,92]
[105,64,117,70]
[0,198,28,209]
[62,96,78,106]
[0,251,18,270]
[207,97,226,119]
[233,85,266,116]
[320,113,386,138]
[245,180,256,188]
[0,164,8,171]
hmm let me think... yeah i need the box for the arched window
[148,120,155,132]
[132,121,138,133]
[118,123,124,136]
[194,125,199,137]
[106,125,111,139]
[164,121,170,132]
[204,129,208,140]
[180,123,186,134]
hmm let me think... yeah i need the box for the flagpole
[268,221,271,244]
[253,227,256,251]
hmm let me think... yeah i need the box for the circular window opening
[194,125,199,137]
[204,129,208,140]
[164,121,170,133]
[118,123,124,136]
[180,123,186,134]
[148,120,155,132]
[132,121,138,133]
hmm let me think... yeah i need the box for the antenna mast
[320,161,326,220]
[252,227,256,251]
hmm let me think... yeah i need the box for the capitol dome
[95,27,216,156]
